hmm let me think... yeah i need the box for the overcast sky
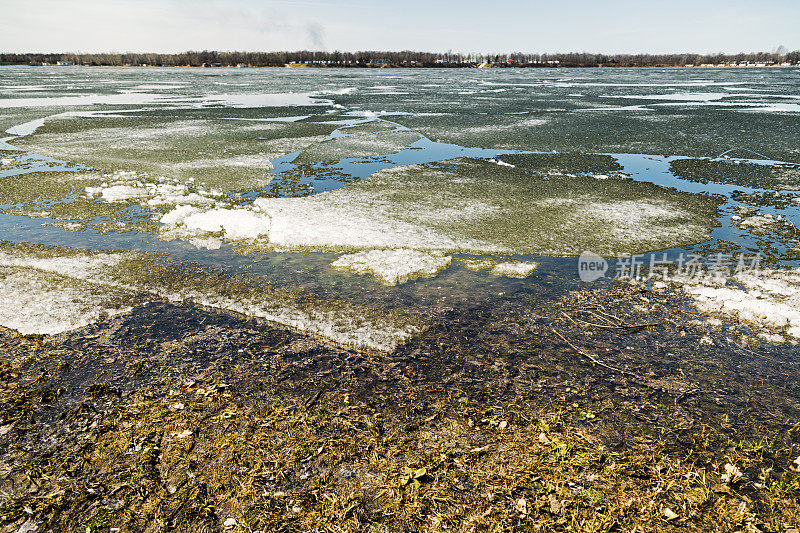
[1,0,798,54]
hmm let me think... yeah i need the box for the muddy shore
[1,281,799,532]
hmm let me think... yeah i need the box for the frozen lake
[1,66,799,347]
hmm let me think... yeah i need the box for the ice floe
[0,251,136,335]
[489,261,539,278]
[331,249,452,285]
[0,248,423,351]
[460,258,539,278]
[161,207,270,241]
[153,158,717,259]
[488,158,515,168]
[662,268,800,343]
[84,170,222,209]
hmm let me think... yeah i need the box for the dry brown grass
[2,376,798,533]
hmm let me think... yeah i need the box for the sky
[0,0,798,54]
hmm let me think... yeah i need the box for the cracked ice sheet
[14,115,334,191]
[0,248,422,350]
[1,168,227,233]
[461,258,540,278]
[0,267,138,335]
[239,158,718,257]
[156,158,718,286]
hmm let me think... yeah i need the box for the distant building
[56,60,73,66]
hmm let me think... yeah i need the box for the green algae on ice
[242,157,721,257]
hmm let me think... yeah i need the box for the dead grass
[1,374,798,532]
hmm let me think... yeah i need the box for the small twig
[560,311,660,331]
[550,328,638,377]
[674,388,700,405]
[559,311,582,328]
[583,309,621,326]
[724,339,781,364]
[587,308,625,325]
[305,389,324,409]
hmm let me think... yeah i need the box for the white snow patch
[0,251,124,278]
[160,205,201,225]
[189,237,223,250]
[97,185,150,202]
[251,194,479,251]
[174,153,276,169]
[736,212,780,231]
[0,269,131,335]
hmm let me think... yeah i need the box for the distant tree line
[1,50,799,67]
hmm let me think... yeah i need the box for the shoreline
[2,64,800,69]
[1,280,799,531]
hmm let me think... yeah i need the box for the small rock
[223,517,237,530]
[663,507,679,520]
[170,402,185,411]
[538,433,552,446]
[498,420,508,430]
